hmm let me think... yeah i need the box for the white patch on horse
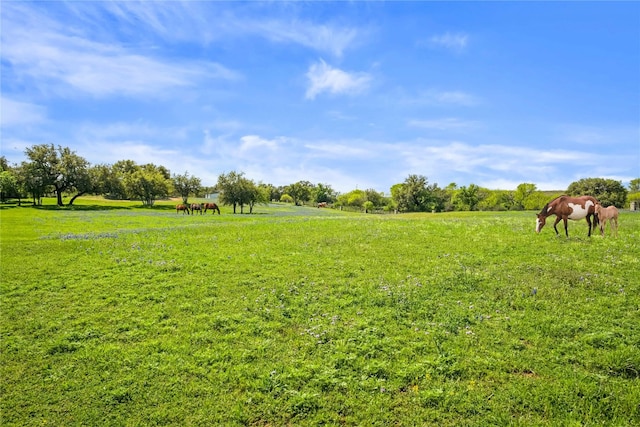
[567,201,593,220]
[535,218,541,232]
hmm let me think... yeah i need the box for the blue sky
[1,1,639,193]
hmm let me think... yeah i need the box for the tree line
[1,144,638,212]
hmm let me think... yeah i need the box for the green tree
[280,194,294,203]
[337,189,366,209]
[286,181,313,206]
[514,183,537,210]
[172,172,202,204]
[567,178,628,208]
[313,183,337,204]
[23,144,92,206]
[629,178,640,193]
[16,162,46,205]
[453,184,482,211]
[91,164,125,199]
[524,192,557,210]
[217,171,245,213]
[247,182,270,213]
[0,170,19,203]
[124,164,170,206]
[0,156,9,171]
[392,174,434,212]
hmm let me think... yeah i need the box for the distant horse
[190,203,203,215]
[595,204,619,237]
[317,202,328,208]
[203,202,220,215]
[536,195,599,237]
[176,204,190,215]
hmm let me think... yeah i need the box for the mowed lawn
[1,200,639,426]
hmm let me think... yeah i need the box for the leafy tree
[567,178,628,208]
[313,183,337,204]
[0,170,19,203]
[337,189,366,209]
[91,164,125,199]
[23,144,92,206]
[60,149,94,206]
[364,188,385,208]
[0,156,9,171]
[453,184,482,211]
[23,144,59,204]
[629,178,640,193]
[280,194,294,203]
[217,171,246,213]
[172,172,202,204]
[392,174,434,212]
[514,183,537,210]
[247,182,270,213]
[286,181,313,206]
[124,164,170,206]
[479,190,513,211]
[524,191,557,210]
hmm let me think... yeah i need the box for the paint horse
[190,203,203,215]
[595,204,619,237]
[536,195,599,237]
[176,204,190,215]
[203,202,220,214]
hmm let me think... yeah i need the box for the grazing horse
[203,202,221,214]
[536,195,599,237]
[595,204,619,237]
[176,204,190,215]
[190,203,203,215]
[317,202,328,208]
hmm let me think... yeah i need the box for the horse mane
[538,203,549,215]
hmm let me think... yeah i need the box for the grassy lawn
[1,199,639,425]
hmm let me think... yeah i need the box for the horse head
[535,214,547,233]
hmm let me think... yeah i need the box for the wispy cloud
[70,2,362,57]
[427,32,469,51]
[0,97,47,127]
[238,135,281,152]
[427,90,479,106]
[254,20,360,58]
[305,60,371,99]
[408,118,479,131]
[1,3,239,98]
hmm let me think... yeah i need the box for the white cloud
[428,90,479,106]
[1,5,238,98]
[428,32,469,51]
[304,141,375,158]
[66,2,361,57]
[408,118,479,131]
[305,60,371,99]
[255,20,360,58]
[239,135,281,152]
[0,97,47,127]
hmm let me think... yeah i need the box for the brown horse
[203,202,220,214]
[595,204,619,237]
[536,195,599,237]
[176,204,190,215]
[190,203,203,215]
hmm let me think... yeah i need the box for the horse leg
[586,214,592,237]
[552,216,562,236]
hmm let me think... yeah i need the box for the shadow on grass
[31,204,134,211]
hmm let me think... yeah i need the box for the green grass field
[1,199,639,426]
